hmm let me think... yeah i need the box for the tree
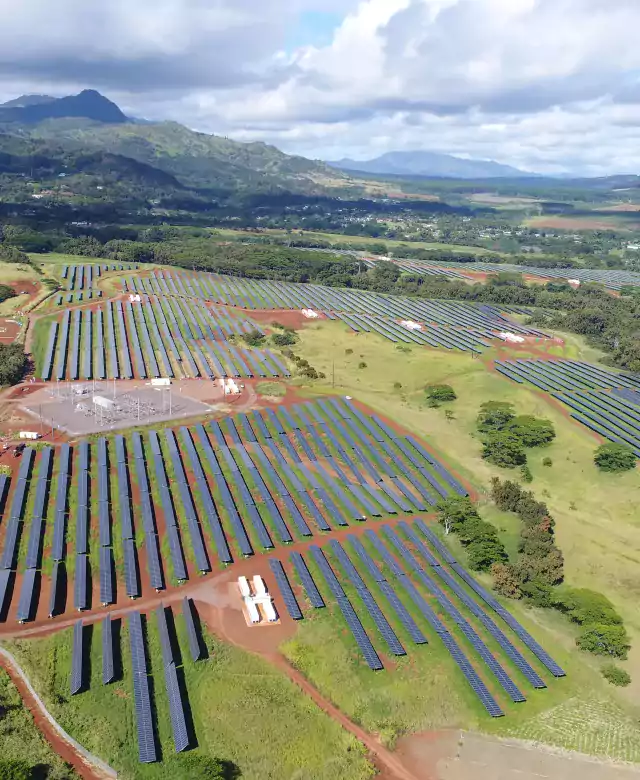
[594,443,636,473]
[477,401,515,432]
[0,760,32,780]
[466,537,508,571]
[576,624,630,659]
[0,284,16,304]
[0,344,27,386]
[482,432,527,468]
[508,415,556,447]
[601,664,631,687]
[491,563,522,598]
[425,384,456,407]
[242,329,265,347]
[0,245,31,264]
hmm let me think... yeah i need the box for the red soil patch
[600,203,640,212]
[0,318,22,343]
[240,308,326,330]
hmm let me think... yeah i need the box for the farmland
[0,262,638,780]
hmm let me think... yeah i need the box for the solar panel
[144,533,164,590]
[70,620,84,695]
[102,615,115,684]
[290,551,325,608]
[123,538,140,598]
[99,546,114,605]
[156,605,175,666]
[128,612,157,763]
[16,568,37,623]
[74,553,88,611]
[182,597,202,662]
[268,559,303,620]
[162,661,190,753]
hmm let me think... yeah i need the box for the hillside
[328,150,536,178]
[0,90,345,197]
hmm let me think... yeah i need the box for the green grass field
[0,668,75,778]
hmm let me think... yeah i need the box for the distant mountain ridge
[327,150,537,179]
[0,89,128,124]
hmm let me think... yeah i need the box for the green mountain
[0,89,128,124]
[0,90,343,197]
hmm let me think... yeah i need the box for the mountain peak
[0,89,129,125]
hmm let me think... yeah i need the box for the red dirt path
[0,653,106,779]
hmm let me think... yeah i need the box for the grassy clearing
[0,295,30,316]
[0,262,39,283]
[5,614,374,780]
[256,381,286,397]
[0,668,74,778]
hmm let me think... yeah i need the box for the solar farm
[0,393,567,763]
[5,259,640,779]
[365,256,640,291]
[38,296,290,381]
[117,268,549,352]
[495,358,640,457]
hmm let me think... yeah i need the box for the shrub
[271,331,297,347]
[601,664,631,687]
[358,361,367,369]
[345,348,353,355]
[178,753,240,779]
[393,382,402,390]
[508,415,556,447]
[425,384,456,403]
[553,587,623,626]
[576,624,630,659]
[520,464,533,482]
[477,401,515,432]
[542,456,553,467]
[482,431,527,468]
[594,442,636,473]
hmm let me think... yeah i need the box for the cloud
[4,0,640,174]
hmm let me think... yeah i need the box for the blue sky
[3,0,640,176]
[286,11,344,51]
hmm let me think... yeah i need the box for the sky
[1,0,640,176]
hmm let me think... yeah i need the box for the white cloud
[3,0,640,174]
